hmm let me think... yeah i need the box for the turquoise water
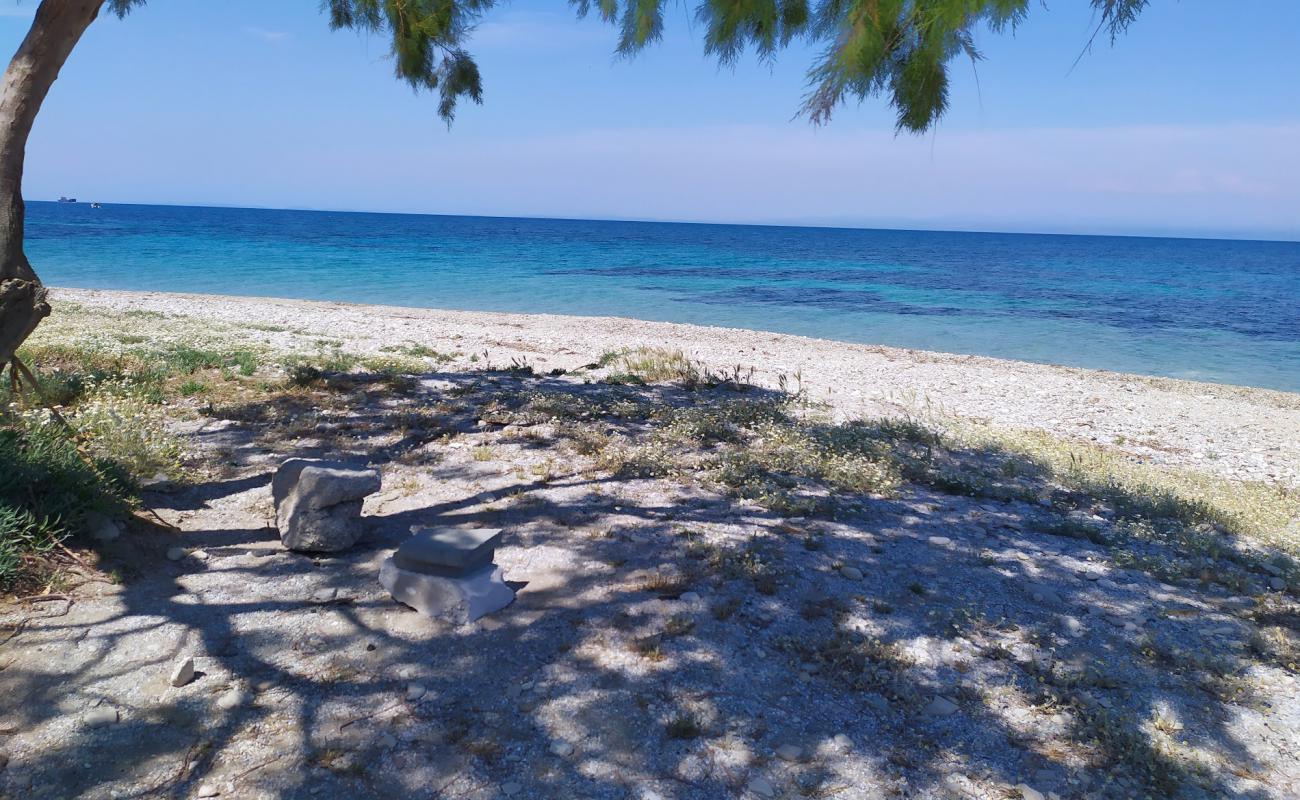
[25,201,1300,393]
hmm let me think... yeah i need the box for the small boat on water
[58,196,77,203]
[90,202,102,209]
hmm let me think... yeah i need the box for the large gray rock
[379,558,514,624]
[272,459,380,552]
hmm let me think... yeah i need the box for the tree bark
[0,0,104,368]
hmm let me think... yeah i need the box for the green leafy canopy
[111,0,1148,131]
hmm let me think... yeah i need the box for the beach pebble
[169,657,195,688]
[1014,785,1045,800]
[87,512,122,542]
[82,707,118,727]
[747,777,776,798]
[166,546,187,561]
[923,696,959,717]
[550,741,575,757]
[216,689,248,711]
[775,743,803,762]
[839,565,863,581]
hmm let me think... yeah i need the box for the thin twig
[13,593,71,603]
[57,541,94,570]
[232,752,284,781]
[338,700,403,729]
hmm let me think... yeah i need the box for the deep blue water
[24,201,1300,393]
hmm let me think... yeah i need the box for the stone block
[272,459,380,552]
[379,557,514,623]
[396,526,503,574]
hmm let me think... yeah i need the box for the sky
[3,0,1299,239]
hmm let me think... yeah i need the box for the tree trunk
[0,0,103,368]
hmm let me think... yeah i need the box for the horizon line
[28,198,1300,245]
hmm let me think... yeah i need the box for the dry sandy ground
[1,289,1298,800]
[51,288,1300,488]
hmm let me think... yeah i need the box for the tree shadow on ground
[1,365,1297,799]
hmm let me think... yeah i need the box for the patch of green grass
[161,344,260,376]
[379,342,456,362]
[957,424,1300,559]
[178,379,209,397]
[0,418,132,590]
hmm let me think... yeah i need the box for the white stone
[405,683,427,701]
[87,512,122,542]
[82,707,118,727]
[166,546,186,561]
[169,657,195,688]
[216,689,248,711]
[839,565,863,581]
[550,741,575,757]
[379,558,514,624]
[1014,784,1045,800]
[775,743,802,762]
[196,783,220,797]
[747,777,776,798]
[923,696,959,717]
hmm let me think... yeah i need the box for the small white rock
[405,684,427,701]
[169,657,195,688]
[1014,784,1045,800]
[215,689,248,711]
[775,743,803,762]
[923,696,959,717]
[196,783,220,797]
[550,741,575,757]
[839,565,864,581]
[747,777,776,798]
[166,546,186,561]
[87,513,122,542]
[82,707,118,727]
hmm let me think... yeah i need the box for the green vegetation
[317,0,1149,132]
[0,417,131,589]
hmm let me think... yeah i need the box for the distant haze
[5,0,1299,240]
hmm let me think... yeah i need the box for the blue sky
[4,0,1299,239]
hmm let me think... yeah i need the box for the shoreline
[46,286,1300,487]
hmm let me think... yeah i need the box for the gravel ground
[1,289,1298,800]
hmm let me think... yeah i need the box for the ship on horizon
[57,196,76,203]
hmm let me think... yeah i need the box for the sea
[24,201,1300,394]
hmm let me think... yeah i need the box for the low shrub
[0,417,131,589]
